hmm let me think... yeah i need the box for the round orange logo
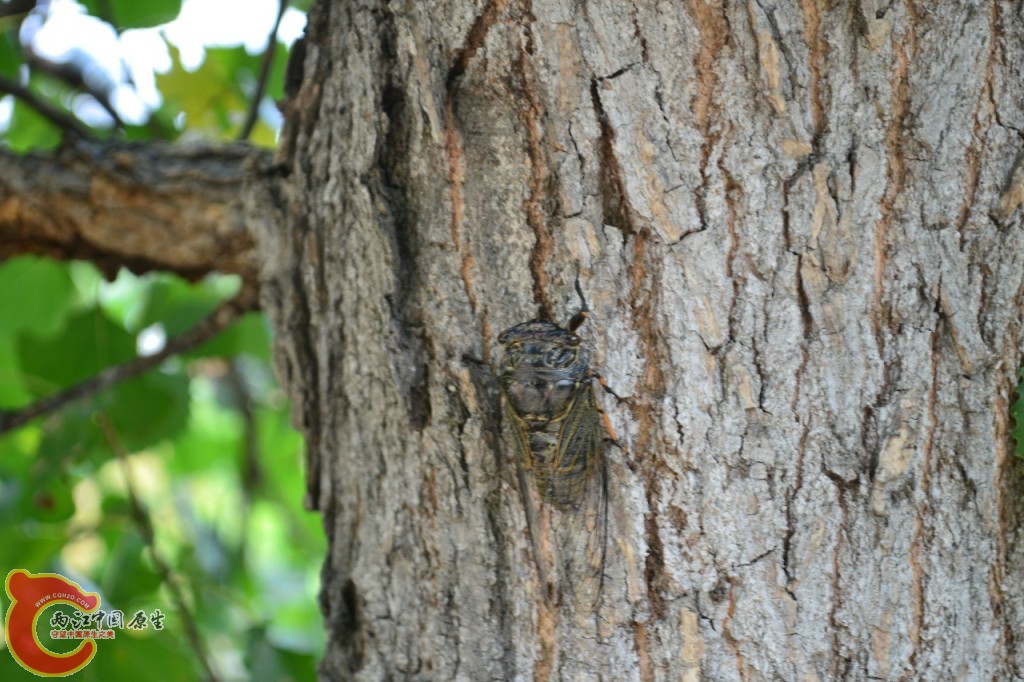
[5,569,101,677]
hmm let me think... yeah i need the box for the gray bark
[0,140,265,280]
[260,0,1024,679]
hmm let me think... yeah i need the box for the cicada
[498,280,620,608]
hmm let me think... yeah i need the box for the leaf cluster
[0,2,323,678]
[0,0,302,150]
[0,258,324,680]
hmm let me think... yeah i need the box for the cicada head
[498,321,591,428]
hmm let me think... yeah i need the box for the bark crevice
[513,1,554,320]
[589,78,638,240]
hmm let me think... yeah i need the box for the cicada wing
[550,385,608,611]
[504,401,552,594]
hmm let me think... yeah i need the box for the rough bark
[0,140,269,280]
[259,0,1024,679]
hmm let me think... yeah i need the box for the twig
[0,282,260,435]
[237,0,288,141]
[0,74,91,138]
[0,0,36,19]
[97,414,222,682]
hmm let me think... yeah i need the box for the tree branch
[238,0,289,141]
[0,0,36,19]
[0,139,271,279]
[0,75,92,138]
[0,283,260,435]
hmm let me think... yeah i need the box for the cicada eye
[567,334,581,346]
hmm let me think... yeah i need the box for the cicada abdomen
[498,281,619,609]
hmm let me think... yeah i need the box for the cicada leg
[589,369,628,456]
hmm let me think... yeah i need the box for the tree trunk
[261,0,1024,678]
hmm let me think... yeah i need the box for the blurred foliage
[0,258,324,681]
[0,0,297,148]
[78,0,184,30]
[156,43,285,147]
[0,2,323,680]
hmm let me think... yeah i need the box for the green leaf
[28,370,189,465]
[0,424,39,473]
[16,308,135,397]
[186,313,271,360]
[34,402,106,465]
[257,408,304,494]
[106,370,191,452]
[264,40,289,104]
[68,261,105,307]
[0,337,32,408]
[101,529,163,605]
[0,256,77,337]
[0,519,66,569]
[100,491,131,518]
[170,398,242,475]
[247,118,279,149]
[19,475,75,523]
[79,0,183,29]
[156,45,260,139]
[0,257,78,407]
[138,275,222,335]
[135,273,265,359]
[3,97,62,152]
[96,268,149,330]
[0,32,20,80]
